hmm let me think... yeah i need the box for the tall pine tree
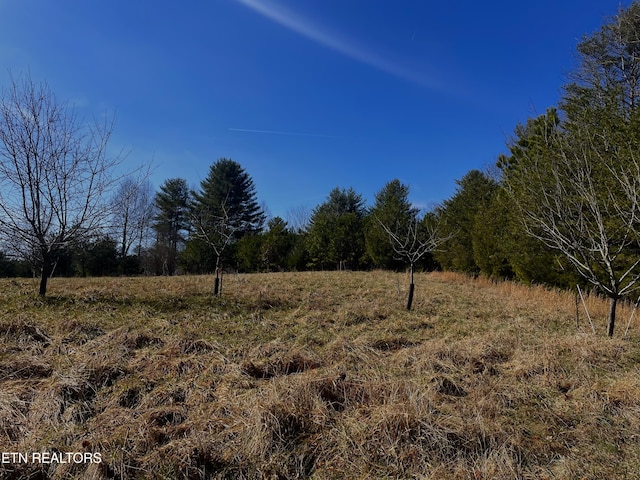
[189,158,264,293]
[152,178,191,275]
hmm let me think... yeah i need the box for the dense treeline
[3,3,640,332]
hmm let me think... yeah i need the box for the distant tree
[190,158,264,294]
[191,158,265,238]
[307,187,367,270]
[0,251,18,277]
[562,1,640,125]
[366,179,418,269]
[111,177,154,260]
[236,234,264,272]
[0,75,122,296]
[261,217,295,271]
[470,189,514,280]
[75,236,119,277]
[0,251,31,277]
[285,205,311,233]
[434,170,497,274]
[152,178,191,275]
[287,231,311,271]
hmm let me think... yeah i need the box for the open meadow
[1,271,640,479]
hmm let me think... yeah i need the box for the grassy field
[1,271,640,479]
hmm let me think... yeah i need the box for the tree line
[2,2,640,336]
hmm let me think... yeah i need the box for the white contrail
[228,127,337,138]
[233,0,441,90]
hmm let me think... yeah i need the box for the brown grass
[1,271,640,479]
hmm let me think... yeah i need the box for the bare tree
[190,196,237,295]
[505,120,640,336]
[111,177,154,259]
[0,75,122,295]
[377,211,450,310]
[285,205,311,233]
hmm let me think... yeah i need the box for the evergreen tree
[470,189,514,280]
[434,170,497,274]
[307,187,367,270]
[152,178,191,275]
[366,179,418,270]
[191,158,265,240]
[261,217,295,272]
[189,158,264,293]
[501,2,640,336]
[497,111,580,287]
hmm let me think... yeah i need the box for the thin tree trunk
[607,296,617,337]
[214,255,220,296]
[39,260,53,297]
[406,263,415,311]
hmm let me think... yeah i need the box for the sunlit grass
[1,271,640,479]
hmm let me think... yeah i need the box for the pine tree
[366,179,417,269]
[307,187,367,270]
[152,178,191,275]
[189,158,264,293]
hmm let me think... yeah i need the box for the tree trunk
[213,255,221,296]
[39,260,53,297]
[406,283,415,311]
[607,296,617,337]
[406,263,415,311]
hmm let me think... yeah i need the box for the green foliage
[287,232,310,271]
[261,217,295,272]
[434,170,497,274]
[307,187,368,270]
[80,237,120,277]
[470,189,514,279]
[236,234,264,272]
[366,179,417,270]
[186,158,265,275]
[562,2,640,125]
[153,178,191,275]
[498,3,640,335]
[191,158,265,238]
[0,251,30,277]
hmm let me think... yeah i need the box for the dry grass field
[1,271,640,479]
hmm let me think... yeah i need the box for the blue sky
[0,0,622,220]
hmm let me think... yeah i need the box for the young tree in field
[0,75,122,296]
[191,196,237,294]
[377,210,450,310]
[189,158,264,294]
[366,179,417,270]
[152,178,191,275]
[307,187,368,270]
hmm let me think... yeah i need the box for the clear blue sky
[0,0,622,219]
